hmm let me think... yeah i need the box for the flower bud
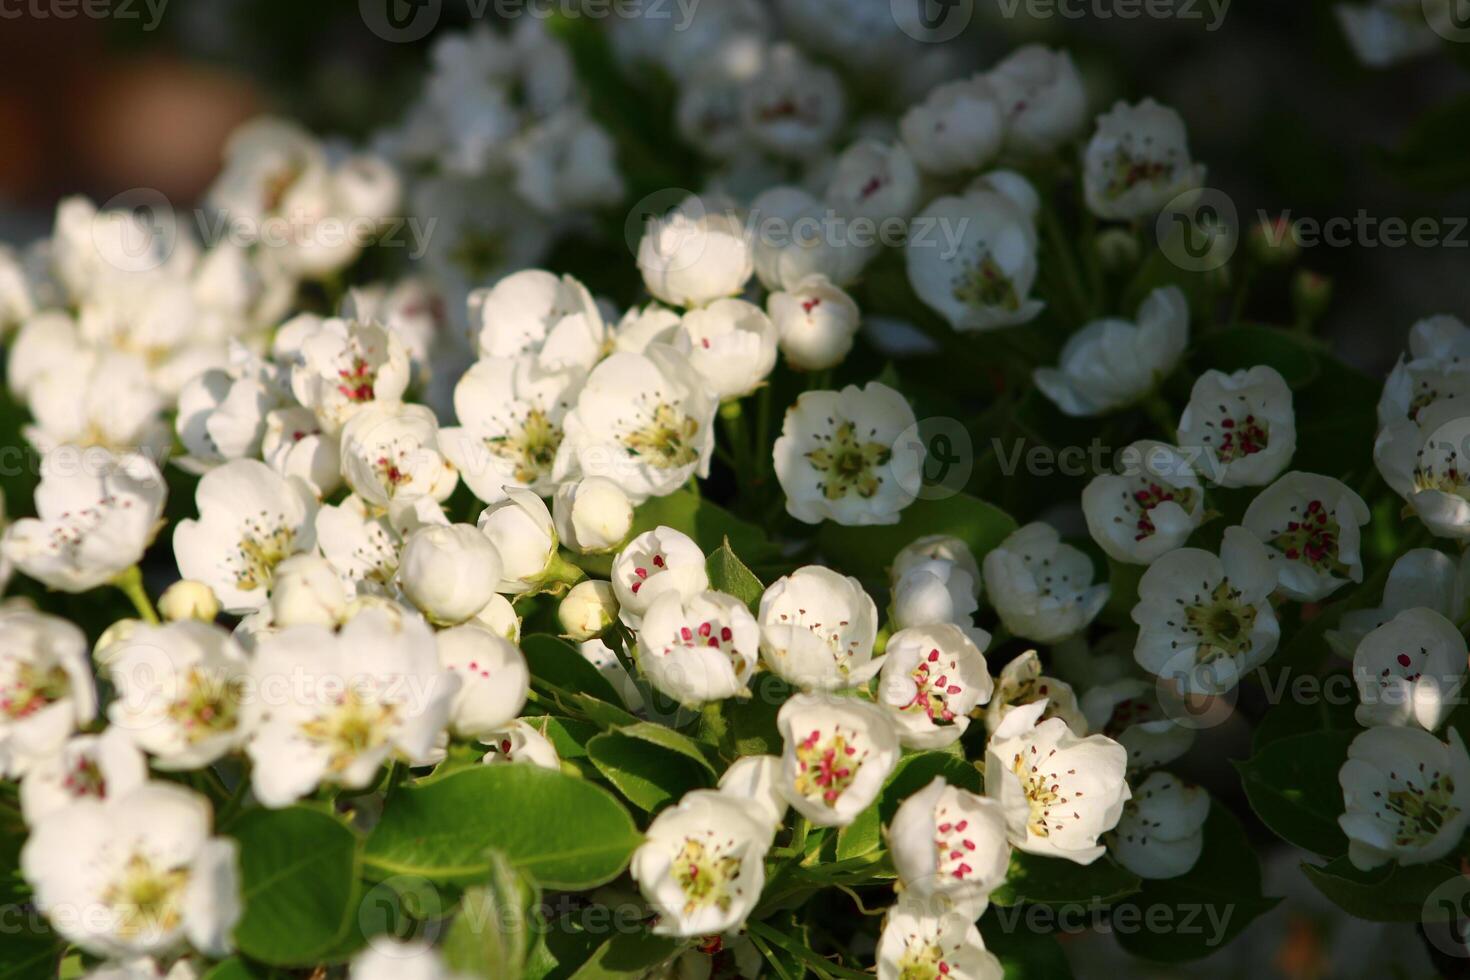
[436,624,529,738]
[1093,228,1140,272]
[472,593,521,642]
[1291,269,1333,324]
[767,274,859,372]
[1249,215,1300,266]
[270,554,348,629]
[559,580,618,640]
[158,580,221,623]
[398,524,503,625]
[554,478,634,554]
[478,488,558,593]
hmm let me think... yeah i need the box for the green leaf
[1373,93,1470,192]
[1236,730,1354,857]
[365,766,642,888]
[228,806,361,966]
[707,538,765,611]
[1114,804,1280,963]
[442,850,542,979]
[631,490,780,563]
[523,634,625,706]
[566,931,685,979]
[1189,324,1321,388]
[977,916,1075,979]
[1303,855,1462,922]
[721,672,792,756]
[198,959,269,980]
[587,728,714,811]
[816,493,1017,583]
[1251,691,1360,752]
[990,853,1141,908]
[836,751,984,862]
[520,715,602,760]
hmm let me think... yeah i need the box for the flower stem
[113,566,159,624]
[541,552,587,593]
[1142,393,1179,443]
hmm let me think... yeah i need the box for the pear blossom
[906,187,1043,333]
[982,523,1109,644]
[511,107,625,214]
[825,140,920,225]
[1339,725,1470,871]
[1132,526,1281,695]
[21,782,240,959]
[1376,313,1470,428]
[341,278,448,386]
[899,76,1004,176]
[717,754,788,831]
[893,535,981,585]
[889,777,1011,917]
[481,718,562,770]
[244,608,457,806]
[339,402,458,509]
[1177,366,1296,488]
[1375,398,1470,540]
[776,694,900,827]
[7,310,80,403]
[613,303,684,354]
[1034,286,1190,417]
[436,624,529,737]
[476,488,559,594]
[397,523,503,625]
[876,623,993,749]
[766,274,860,371]
[631,789,770,937]
[1327,547,1470,658]
[758,566,881,691]
[1335,0,1441,68]
[315,495,405,598]
[438,355,580,502]
[750,185,873,291]
[987,45,1088,156]
[611,526,709,628]
[174,349,285,472]
[174,460,318,614]
[891,559,980,631]
[1081,679,1195,772]
[773,382,919,526]
[1082,440,1204,564]
[637,590,759,706]
[0,610,95,776]
[876,899,1003,980]
[24,348,168,457]
[105,621,251,770]
[554,477,634,554]
[1353,607,1467,732]
[1107,772,1209,879]
[984,702,1131,863]
[19,727,147,824]
[559,345,717,502]
[466,270,607,375]
[637,203,753,309]
[158,579,221,624]
[351,940,457,980]
[559,581,619,641]
[985,649,1087,738]
[269,554,348,628]
[679,298,778,401]
[474,593,522,643]
[3,447,167,593]
[1083,99,1205,220]
[289,318,412,434]
[739,44,844,158]
[261,406,342,499]
[1242,472,1370,601]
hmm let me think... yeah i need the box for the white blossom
[759,566,880,691]
[611,527,709,629]
[1083,99,1205,220]
[437,624,529,737]
[0,610,95,776]
[553,477,634,554]
[339,401,458,509]
[876,623,992,750]
[982,522,1109,644]
[889,777,1011,917]
[987,45,1088,156]
[766,274,860,372]
[679,298,778,401]
[776,694,900,827]
[1108,771,1209,879]
[899,76,1004,176]
[1339,725,1470,871]
[637,590,759,706]
[1242,471,1370,601]
[19,727,147,824]
[398,523,503,625]
[1353,607,1467,732]
[1082,440,1204,565]
[1177,366,1296,488]
[876,898,1003,980]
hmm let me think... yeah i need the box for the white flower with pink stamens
[1082,440,1203,565]
[888,777,1011,917]
[1339,725,1470,871]
[244,608,458,807]
[1243,471,1370,601]
[19,727,147,824]
[436,624,529,738]
[766,274,860,372]
[290,318,411,435]
[759,566,881,692]
[678,298,778,401]
[558,344,718,503]
[1080,678,1194,772]
[173,459,317,614]
[1177,366,1296,488]
[1353,607,1467,732]
[631,789,770,937]
[739,44,844,159]
[985,702,1131,864]
[21,781,241,959]
[985,649,1087,738]
[876,898,1003,980]
[1083,99,1205,220]
[339,402,458,510]
[611,526,709,629]
[105,621,251,771]
[480,719,562,770]
[0,610,95,777]
[987,45,1088,157]
[825,139,921,226]
[776,694,900,827]
[899,75,1005,176]
[876,623,993,750]
[637,590,759,706]
[3,446,167,593]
